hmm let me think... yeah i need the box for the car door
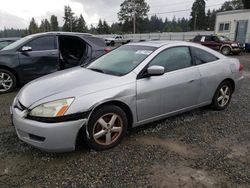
[18,35,59,82]
[136,46,201,122]
[190,46,221,104]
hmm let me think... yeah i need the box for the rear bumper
[11,106,87,152]
[234,75,244,92]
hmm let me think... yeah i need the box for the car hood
[17,67,123,108]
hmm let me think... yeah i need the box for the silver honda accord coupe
[11,41,244,152]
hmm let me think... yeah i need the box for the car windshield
[87,45,157,76]
[2,35,32,50]
[218,36,230,42]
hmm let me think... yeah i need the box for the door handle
[48,52,56,55]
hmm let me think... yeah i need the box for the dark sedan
[0,32,109,94]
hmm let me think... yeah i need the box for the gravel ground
[0,54,250,188]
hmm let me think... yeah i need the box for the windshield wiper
[88,68,105,74]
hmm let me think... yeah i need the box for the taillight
[104,47,111,53]
[239,63,243,72]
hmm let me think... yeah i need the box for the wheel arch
[89,100,134,129]
[221,78,235,93]
[220,44,232,52]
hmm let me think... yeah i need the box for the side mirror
[21,46,32,52]
[147,65,165,76]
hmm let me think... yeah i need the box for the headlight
[29,98,74,118]
[231,43,238,47]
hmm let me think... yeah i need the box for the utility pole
[194,10,197,31]
[132,0,136,34]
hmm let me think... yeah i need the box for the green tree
[118,0,150,33]
[76,14,88,33]
[219,0,243,11]
[190,0,206,31]
[29,17,39,34]
[243,0,250,8]
[40,19,51,32]
[102,20,110,34]
[62,5,77,32]
[96,19,104,34]
[50,15,59,31]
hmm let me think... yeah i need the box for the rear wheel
[110,41,115,46]
[85,105,128,151]
[0,69,16,94]
[221,46,231,56]
[211,81,233,111]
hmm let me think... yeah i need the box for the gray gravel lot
[0,54,250,188]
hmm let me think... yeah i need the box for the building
[216,9,250,49]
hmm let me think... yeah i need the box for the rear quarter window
[191,47,219,65]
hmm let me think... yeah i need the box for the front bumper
[11,106,87,152]
[231,47,243,53]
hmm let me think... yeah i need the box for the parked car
[192,35,245,56]
[105,35,130,46]
[0,32,109,94]
[11,41,244,152]
[0,38,20,50]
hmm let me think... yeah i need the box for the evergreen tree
[62,5,77,32]
[50,15,59,31]
[97,19,104,34]
[102,20,110,34]
[28,17,39,34]
[76,14,88,33]
[190,0,206,31]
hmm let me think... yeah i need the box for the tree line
[0,0,249,37]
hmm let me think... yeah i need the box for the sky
[0,0,228,30]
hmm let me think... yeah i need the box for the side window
[25,36,56,51]
[149,47,192,73]
[191,47,219,65]
[205,36,212,41]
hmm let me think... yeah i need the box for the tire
[0,69,17,94]
[85,105,128,151]
[110,41,115,46]
[211,81,233,111]
[221,46,231,56]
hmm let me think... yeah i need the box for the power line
[148,3,223,16]
[86,3,224,25]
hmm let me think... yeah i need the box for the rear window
[85,36,107,47]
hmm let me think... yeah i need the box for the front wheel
[211,81,233,111]
[85,105,128,151]
[0,69,17,94]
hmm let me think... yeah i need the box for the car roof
[0,37,20,41]
[127,40,191,48]
[26,32,94,38]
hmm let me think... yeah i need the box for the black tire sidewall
[86,105,128,151]
[0,69,16,94]
[212,81,232,111]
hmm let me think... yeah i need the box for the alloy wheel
[217,85,231,107]
[92,113,123,146]
[0,72,13,92]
